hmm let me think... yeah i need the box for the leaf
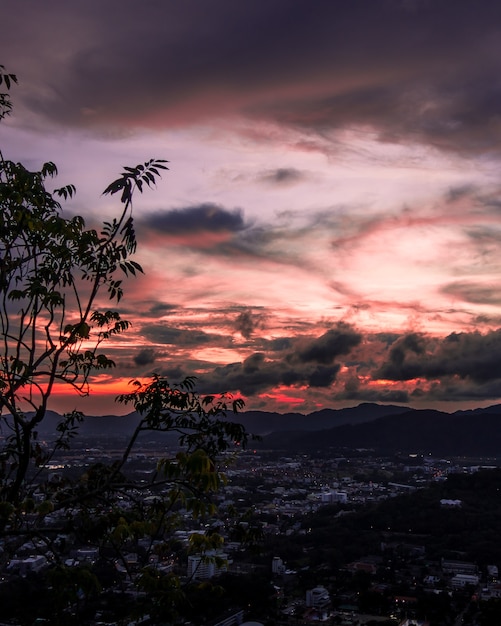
[54,184,77,199]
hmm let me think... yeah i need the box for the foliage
[0,65,17,120]
[0,67,250,624]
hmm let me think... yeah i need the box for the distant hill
[260,407,501,456]
[233,403,410,435]
[15,402,501,456]
[18,410,142,439]
[22,402,411,438]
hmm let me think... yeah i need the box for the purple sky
[4,0,501,415]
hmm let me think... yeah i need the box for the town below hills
[5,403,501,625]
[33,402,501,457]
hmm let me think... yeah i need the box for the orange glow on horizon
[49,377,149,398]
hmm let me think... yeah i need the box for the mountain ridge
[18,402,413,438]
[260,407,501,456]
[8,403,501,456]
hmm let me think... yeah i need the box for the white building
[320,491,348,504]
[305,585,330,608]
[7,555,48,577]
[451,574,479,588]
[187,551,229,580]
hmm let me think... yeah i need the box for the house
[7,555,48,577]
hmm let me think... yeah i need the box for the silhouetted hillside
[23,402,410,438]
[18,403,501,456]
[261,408,501,455]
[234,402,409,434]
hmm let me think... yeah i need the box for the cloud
[148,302,178,315]
[141,203,246,235]
[137,202,320,268]
[441,282,501,306]
[307,365,341,388]
[234,309,267,339]
[7,1,501,154]
[257,167,306,186]
[110,323,501,410]
[133,348,157,366]
[196,353,340,396]
[340,385,410,404]
[191,324,361,395]
[294,325,362,365]
[376,328,501,384]
[265,337,292,352]
[141,324,229,348]
[422,379,501,402]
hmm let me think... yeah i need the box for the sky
[3,0,501,415]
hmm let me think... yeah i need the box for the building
[7,555,48,577]
[321,490,348,504]
[187,551,229,580]
[272,556,285,575]
[451,574,479,588]
[305,585,330,608]
[441,559,477,575]
[76,547,99,563]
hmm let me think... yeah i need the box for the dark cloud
[294,325,362,365]
[6,1,501,153]
[141,324,228,348]
[257,168,306,186]
[446,185,476,203]
[194,356,360,398]
[265,337,292,352]
[148,302,178,315]
[191,324,361,395]
[141,204,246,235]
[423,379,501,402]
[307,365,340,388]
[441,282,501,306]
[374,332,401,346]
[136,204,304,263]
[235,311,256,339]
[473,313,501,327]
[156,365,187,382]
[376,329,501,384]
[335,366,410,404]
[121,325,501,407]
[139,210,309,265]
[133,348,156,366]
[234,310,266,339]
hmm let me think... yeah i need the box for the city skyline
[3,1,501,415]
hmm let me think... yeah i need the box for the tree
[0,67,249,624]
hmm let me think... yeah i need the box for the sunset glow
[4,1,501,415]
